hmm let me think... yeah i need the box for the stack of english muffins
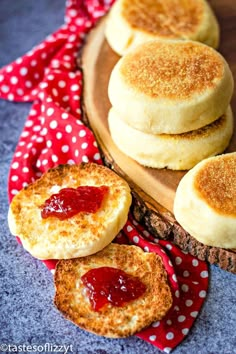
[104,0,236,270]
[105,0,234,170]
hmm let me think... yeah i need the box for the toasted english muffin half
[105,0,220,56]
[8,163,132,259]
[54,243,173,338]
[108,40,234,134]
[174,152,236,248]
[108,106,233,170]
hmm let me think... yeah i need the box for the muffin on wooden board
[174,152,236,248]
[105,0,219,56]
[108,106,233,170]
[108,40,234,135]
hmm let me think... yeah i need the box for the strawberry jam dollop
[81,267,146,311]
[41,185,109,220]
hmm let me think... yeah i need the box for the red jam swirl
[81,267,146,311]
[41,185,109,220]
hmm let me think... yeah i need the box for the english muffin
[105,0,220,56]
[54,243,173,337]
[8,163,132,259]
[108,40,234,134]
[174,152,236,248]
[108,106,233,170]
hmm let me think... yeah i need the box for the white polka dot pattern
[126,216,208,351]
[1,0,208,352]
[7,97,102,197]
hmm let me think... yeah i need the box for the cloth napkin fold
[1,0,209,352]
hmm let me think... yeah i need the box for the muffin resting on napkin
[8,163,132,259]
[54,243,173,337]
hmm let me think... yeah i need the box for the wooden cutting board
[80,0,236,273]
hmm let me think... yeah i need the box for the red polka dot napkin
[1,0,209,352]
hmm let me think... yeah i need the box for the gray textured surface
[0,1,236,353]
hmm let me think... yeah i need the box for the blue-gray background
[0,1,235,353]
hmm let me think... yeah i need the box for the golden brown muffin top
[121,0,204,37]
[166,113,228,141]
[194,153,236,216]
[120,40,224,100]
